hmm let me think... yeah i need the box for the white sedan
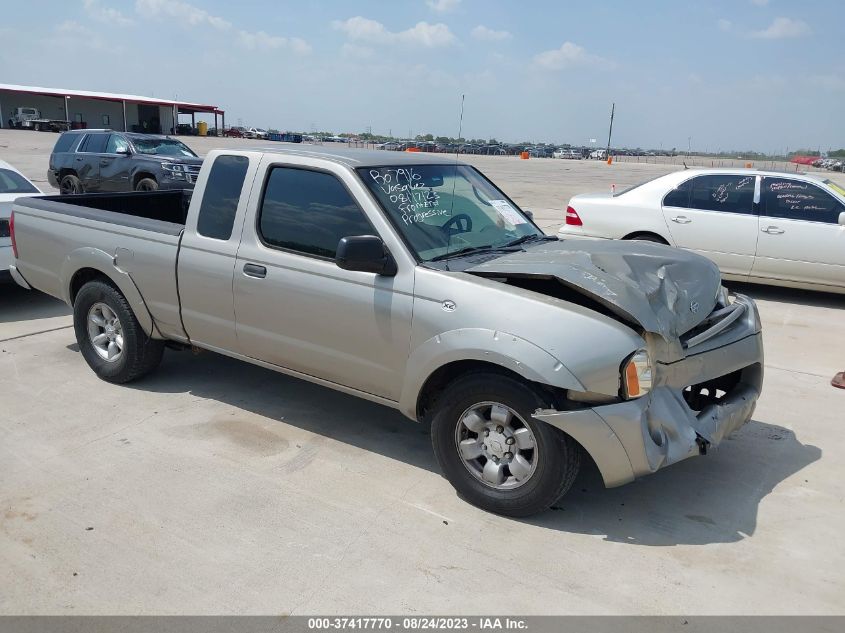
[558,168,845,294]
[1,159,42,281]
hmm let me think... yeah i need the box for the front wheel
[135,177,158,191]
[73,280,165,383]
[431,373,580,517]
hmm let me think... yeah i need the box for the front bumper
[535,293,764,487]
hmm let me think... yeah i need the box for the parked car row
[812,157,845,172]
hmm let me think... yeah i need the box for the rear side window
[258,167,374,259]
[79,133,109,153]
[762,178,844,223]
[52,133,77,153]
[689,174,755,214]
[663,179,692,208]
[0,168,39,194]
[196,155,249,240]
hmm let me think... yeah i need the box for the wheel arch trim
[61,248,156,337]
[399,328,585,419]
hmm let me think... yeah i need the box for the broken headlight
[622,349,652,399]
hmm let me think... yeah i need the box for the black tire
[73,280,165,384]
[431,373,580,517]
[60,174,83,195]
[135,177,158,191]
[627,233,667,244]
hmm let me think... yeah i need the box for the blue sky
[2,0,843,152]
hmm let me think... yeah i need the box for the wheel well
[58,168,78,180]
[133,172,156,188]
[415,360,566,423]
[622,231,669,244]
[69,268,114,305]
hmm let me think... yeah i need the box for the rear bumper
[7,264,31,289]
[535,294,764,487]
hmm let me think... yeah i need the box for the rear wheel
[626,233,668,244]
[431,373,580,517]
[135,177,158,191]
[60,174,83,195]
[73,280,164,383]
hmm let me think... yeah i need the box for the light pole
[687,136,691,157]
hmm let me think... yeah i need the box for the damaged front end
[535,293,763,487]
[465,240,764,487]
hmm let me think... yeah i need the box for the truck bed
[38,190,192,226]
[11,191,189,340]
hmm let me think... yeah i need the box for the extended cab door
[233,156,414,401]
[177,152,260,350]
[752,176,845,289]
[74,132,111,191]
[98,134,133,191]
[661,173,759,277]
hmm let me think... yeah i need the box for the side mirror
[115,147,130,155]
[523,209,534,220]
[336,235,397,276]
[840,211,845,226]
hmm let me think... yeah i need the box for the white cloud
[237,30,311,54]
[471,25,511,41]
[341,43,375,59]
[718,18,732,32]
[83,0,133,26]
[533,42,612,70]
[333,17,456,47]
[426,0,461,13]
[134,0,231,30]
[134,1,309,54]
[750,17,811,39]
[750,0,770,6]
[808,74,845,92]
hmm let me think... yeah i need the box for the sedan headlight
[622,349,652,399]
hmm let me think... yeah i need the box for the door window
[663,178,692,208]
[105,134,130,154]
[79,133,109,153]
[688,174,756,214]
[762,178,844,224]
[196,155,250,240]
[258,167,374,259]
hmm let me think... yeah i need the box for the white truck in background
[6,107,71,132]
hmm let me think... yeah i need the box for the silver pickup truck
[9,146,764,516]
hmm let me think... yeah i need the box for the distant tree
[789,149,821,157]
[829,149,845,158]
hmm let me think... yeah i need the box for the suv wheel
[135,177,158,191]
[431,373,580,517]
[60,174,83,195]
[73,280,165,383]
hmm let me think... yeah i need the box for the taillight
[566,205,583,226]
[10,210,18,258]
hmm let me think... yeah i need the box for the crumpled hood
[466,239,721,340]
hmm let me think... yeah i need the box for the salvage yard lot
[1,129,844,614]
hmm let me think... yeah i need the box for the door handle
[75,157,83,162]
[242,263,267,278]
[762,226,785,235]
[671,216,692,224]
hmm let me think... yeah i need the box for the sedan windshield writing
[358,164,541,261]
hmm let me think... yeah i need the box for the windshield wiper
[500,234,558,248]
[429,244,520,262]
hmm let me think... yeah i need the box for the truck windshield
[132,138,197,158]
[0,169,39,194]
[358,164,541,262]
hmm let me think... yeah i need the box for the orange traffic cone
[833,371,845,389]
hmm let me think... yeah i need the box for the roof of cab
[251,145,467,168]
